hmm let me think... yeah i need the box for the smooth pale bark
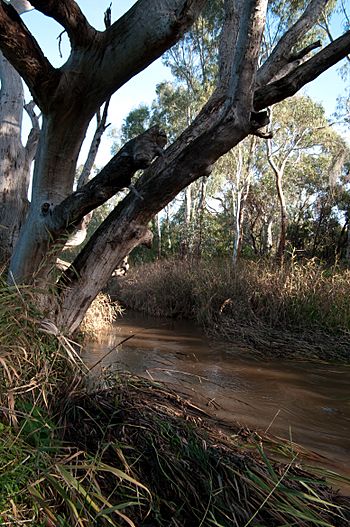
[0,53,26,264]
[262,216,273,256]
[0,52,39,264]
[231,137,254,265]
[7,1,33,14]
[266,138,289,261]
[5,0,207,283]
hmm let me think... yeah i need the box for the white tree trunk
[0,52,28,263]
[233,188,242,266]
[262,216,273,256]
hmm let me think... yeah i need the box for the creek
[84,312,350,486]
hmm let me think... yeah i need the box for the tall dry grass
[80,291,124,338]
[118,258,350,360]
[1,274,350,525]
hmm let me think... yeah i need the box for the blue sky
[19,1,349,167]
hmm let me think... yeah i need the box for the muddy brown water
[84,313,350,488]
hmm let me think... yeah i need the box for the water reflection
[84,313,350,483]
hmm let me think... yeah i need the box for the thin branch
[77,99,111,189]
[254,29,350,111]
[29,0,96,48]
[289,40,322,61]
[341,0,350,27]
[257,0,330,87]
[57,30,66,59]
[77,2,114,189]
[319,9,350,64]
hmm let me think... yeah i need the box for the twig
[57,30,66,58]
[88,334,135,372]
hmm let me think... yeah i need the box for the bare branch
[57,30,66,59]
[29,0,96,48]
[77,100,111,189]
[0,2,59,110]
[256,0,330,87]
[24,100,40,163]
[319,9,350,65]
[218,0,268,104]
[49,126,167,236]
[76,2,113,189]
[260,40,322,86]
[254,29,350,111]
[290,40,322,61]
[95,0,207,105]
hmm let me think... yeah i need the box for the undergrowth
[0,274,349,525]
[80,291,124,339]
[117,258,350,361]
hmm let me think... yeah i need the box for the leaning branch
[256,0,329,87]
[0,2,58,109]
[93,0,206,106]
[29,0,96,48]
[254,29,350,110]
[77,101,111,189]
[218,0,268,104]
[48,126,167,236]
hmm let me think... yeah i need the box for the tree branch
[319,9,350,65]
[48,126,167,236]
[254,29,350,111]
[29,0,96,48]
[0,2,59,109]
[76,3,113,190]
[256,0,329,87]
[76,100,111,189]
[290,40,322,61]
[24,100,40,163]
[92,0,207,106]
[9,1,33,15]
[218,0,268,105]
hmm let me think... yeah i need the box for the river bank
[84,312,350,487]
[1,280,350,525]
[109,259,350,363]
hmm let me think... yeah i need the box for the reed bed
[117,259,350,361]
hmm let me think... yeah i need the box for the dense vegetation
[112,258,350,361]
[1,279,350,526]
[1,2,350,524]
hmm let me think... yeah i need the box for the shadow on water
[84,312,350,484]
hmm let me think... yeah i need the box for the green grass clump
[60,373,350,526]
[0,423,36,515]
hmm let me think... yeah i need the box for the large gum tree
[0,0,349,334]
